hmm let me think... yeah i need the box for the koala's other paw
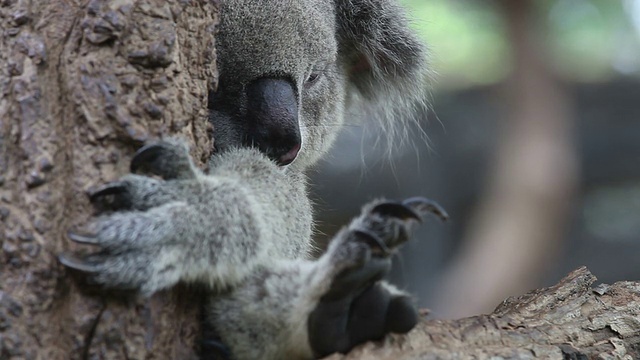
[308,197,447,357]
[324,197,448,300]
[59,200,191,295]
[59,140,204,295]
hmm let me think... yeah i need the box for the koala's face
[210,0,344,169]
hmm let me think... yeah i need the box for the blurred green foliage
[402,0,640,90]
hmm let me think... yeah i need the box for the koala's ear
[335,0,429,101]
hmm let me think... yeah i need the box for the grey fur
[210,0,429,165]
[62,0,433,359]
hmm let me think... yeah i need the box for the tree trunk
[328,267,640,360]
[0,0,218,358]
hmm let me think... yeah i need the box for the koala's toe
[384,295,419,334]
[346,283,391,345]
[330,240,371,272]
[323,239,392,302]
[352,228,391,256]
[324,256,390,301]
[309,283,418,358]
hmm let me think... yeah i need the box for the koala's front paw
[59,140,202,295]
[59,201,191,295]
[324,197,448,299]
[308,197,447,357]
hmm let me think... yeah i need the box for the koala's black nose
[245,77,301,166]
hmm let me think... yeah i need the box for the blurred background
[309,0,640,319]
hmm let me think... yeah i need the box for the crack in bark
[82,302,106,360]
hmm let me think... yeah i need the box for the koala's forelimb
[61,140,447,360]
[206,191,447,359]
[60,140,313,295]
[305,198,447,357]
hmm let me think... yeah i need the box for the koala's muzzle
[245,77,301,166]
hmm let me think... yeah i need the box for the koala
[59,0,444,359]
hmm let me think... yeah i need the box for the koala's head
[209,0,429,169]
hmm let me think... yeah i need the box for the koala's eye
[304,69,323,89]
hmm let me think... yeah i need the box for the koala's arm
[60,140,312,295]
[61,140,448,360]
[207,197,447,360]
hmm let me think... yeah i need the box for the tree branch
[328,267,640,359]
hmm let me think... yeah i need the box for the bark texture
[327,267,640,360]
[0,0,218,358]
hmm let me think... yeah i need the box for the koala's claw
[369,197,448,225]
[87,181,138,211]
[67,230,100,245]
[129,140,197,180]
[353,197,448,254]
[330,196,448,280]
[88,182,127,202]
[87,181,127,204]
[402,197,449,222]
[58,253,100,273]
[353,229,391,256]
[130,143,167,174]
[370,202,421,222]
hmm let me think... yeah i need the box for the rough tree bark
[2,2,639,360]
[1,0,218,358]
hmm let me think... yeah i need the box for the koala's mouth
[212,142,301,167]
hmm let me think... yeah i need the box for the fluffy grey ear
[335,0,430,148]
[335,0,429,101]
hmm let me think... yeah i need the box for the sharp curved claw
[130,143,166,174]
[370,202,421,222]
[67,230,99,245]
[58,253,99,273]
[88,182,127,202]
[353,229,391,256]
[402,197,449,222]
